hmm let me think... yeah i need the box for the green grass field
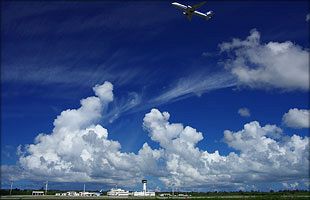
[1,195,310,200]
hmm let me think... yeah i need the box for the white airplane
[172,1,214,21]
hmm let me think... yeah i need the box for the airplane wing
[192,1,207,9]
[187,1,207,12]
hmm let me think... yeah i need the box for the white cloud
[306,13,310,22]
[238,107,251,117]
[104,92,142,123]
[282,182,299,189]
[5,82,309,190]
[17,82,161,186]
[93,82,114,103]
[143,109,309,189]
[282,108,310,129]
[150,72,236,106]
[219,29,309,91]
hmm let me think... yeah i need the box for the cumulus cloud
[6,82,309,190]
[17,81,162,186]
[238,107,251,117]
[144,110,309,188]
[93,82,114,103]
[282,108,310,129]
[219,29,309,91]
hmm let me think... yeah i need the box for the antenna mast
[9,181,13,195]
[45,181,48,195]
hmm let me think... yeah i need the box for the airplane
[171,1,214,21]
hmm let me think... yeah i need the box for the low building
[107,188,130,196]
[107,180,155,197]
[178,194,189,197]
[55,191,100,197]
[133,191,155,197]
[67,191,79,196]
[159,193,171,197]
[79,192,100,196]
[32,191,44,196]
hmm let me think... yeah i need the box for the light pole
[9,181,13,195]
[45,181,48,195]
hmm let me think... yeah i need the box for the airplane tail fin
[205,10,214,20]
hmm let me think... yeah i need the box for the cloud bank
[282,108,310,129]
[4,82,308,190]
[219,29,309,91]
[144,110,309,189]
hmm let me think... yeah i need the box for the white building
[32,191,44,196]
[55,191,100,197]
[107,180,155,197]
[67,191,79,196]
[55,191,78,196]
[133,180,155,197]
[107,188,130,196]
[79,192,100,196]
[178,194,189,197]
[133,191,155,197]
[159,193,171,197]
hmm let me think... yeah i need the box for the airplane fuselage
[172,2,214,21]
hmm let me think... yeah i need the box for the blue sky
[1,0,309,192]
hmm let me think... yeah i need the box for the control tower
[133,180,155,197]
[142,180,147,193]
